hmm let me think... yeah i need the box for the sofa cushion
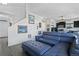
[43,32,75,43]
[35,35,60,45]
[43,32,59,36]
[42,35,59,40]
[37,38,59,46]
[60,36,75,43]
[43,32,75,37]
[22,40,51,55]
[43,43,69,56]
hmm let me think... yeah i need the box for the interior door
[0,20,9,37]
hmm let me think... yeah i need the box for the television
[56,22,66,28]
[74,21,79,27]
[51,27,58,32]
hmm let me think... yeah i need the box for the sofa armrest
[35,35,42,41]
[35,35,43,41]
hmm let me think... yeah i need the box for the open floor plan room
[0,3,79,56]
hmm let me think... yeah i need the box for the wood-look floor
[0,37,26,56]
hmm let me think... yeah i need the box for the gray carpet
[0,37,26,56]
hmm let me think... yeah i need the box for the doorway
[0,20,11,55]
[0,20,9,37]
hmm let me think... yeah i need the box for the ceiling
[28,3,79,20]
[0,3,26,21]
[0,3,79,21]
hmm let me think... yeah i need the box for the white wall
[8,13,46,46]
[45,18,56,32]
[0,21,9,37]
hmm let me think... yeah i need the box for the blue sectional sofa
[68,31,79,56]
[22,32,75,56]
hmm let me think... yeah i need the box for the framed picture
[38,31,42,35]
[37,26,38,29]
[28,15,35,24]
[39,22,41,28]
[18,25,27,33]
[28,34,31,38]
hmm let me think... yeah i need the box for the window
[39,22,41,28]
[74,21,79,27]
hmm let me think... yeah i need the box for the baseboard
[0,36,8,38]
[8,41,22,47]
